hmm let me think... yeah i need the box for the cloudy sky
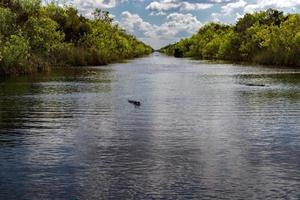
[69,0,300,49]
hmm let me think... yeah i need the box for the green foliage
[40,4,87,43]
[80,19,152,63]
[203,37,222,59]
[160,9,300,67]
[16,0,41,16]
[0,0,41,24]
[0,0,152,76]
[0,7,17,37]
[0,39,3,63]
[24,16,65,54]
[0,33,30,74]
[92,8,113,23]
[217,30,241,60]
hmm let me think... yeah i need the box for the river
[1,53,300,199]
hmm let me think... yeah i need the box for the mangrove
[0,0,153,76]
[160,9,300,68]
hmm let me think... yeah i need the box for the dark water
[1,53,300,199]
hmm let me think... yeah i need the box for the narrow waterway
[1,53,300,199]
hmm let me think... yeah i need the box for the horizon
[61,0,300,49]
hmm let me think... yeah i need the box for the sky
[68,0,300,49]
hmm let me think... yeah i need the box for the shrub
[0,7,17,37]
[24,16,65,55]
[0,33,30,74]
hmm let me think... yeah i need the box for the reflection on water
[1,54,300,199]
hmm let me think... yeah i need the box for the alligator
[128,100,141,106]
[243,83,266,87]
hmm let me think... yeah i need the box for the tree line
[160,9,300,67]
[0,0,153,75]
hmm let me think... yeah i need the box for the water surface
[1,53,300,199]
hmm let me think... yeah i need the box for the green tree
[0,33,30,74]
[160,9,300,67]
[0,7,17,37]
[0,0,152,76]
[24,16,65,54]
[92,8,113,24]
[217,30,241,60]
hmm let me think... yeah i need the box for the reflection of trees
[0,67,113,146]
[0,67,114,199]
[0,76,35,132]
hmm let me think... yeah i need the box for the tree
[0,33,30,73]
[259,9,285,26]
[0,0,152,75]
[160,9,300,67]
[92,8,113,24]
[24,16,65,54]
[217,30,241,60]
[0,7,17,37]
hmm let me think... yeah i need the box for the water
[1,53,300,199]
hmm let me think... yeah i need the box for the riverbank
[0,1,153,76]
[160,9,300,68]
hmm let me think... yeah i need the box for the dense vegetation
[0,0,153,75]
[160,9,300,67]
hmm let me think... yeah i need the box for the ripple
[0,54,300,199]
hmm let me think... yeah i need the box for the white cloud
[209,0,237,3]
[221,0,247,15]
[146,0,213,14]
[74,0,116,10]
[121,11,153,32]
[150,11,167,16]
[244,0,300,13]
[120,11,202,48]
[163,12,202,34]
[210,0,247,22]
[146,0,181,12]
[73,0,126,17]
[180,2,213,11]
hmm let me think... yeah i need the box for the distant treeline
[0,0,153,75]
[160,9,300,67]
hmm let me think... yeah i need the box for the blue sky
[69,0,300,49]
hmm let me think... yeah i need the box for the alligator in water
[128,100,141,106]
[243,83,266,87]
